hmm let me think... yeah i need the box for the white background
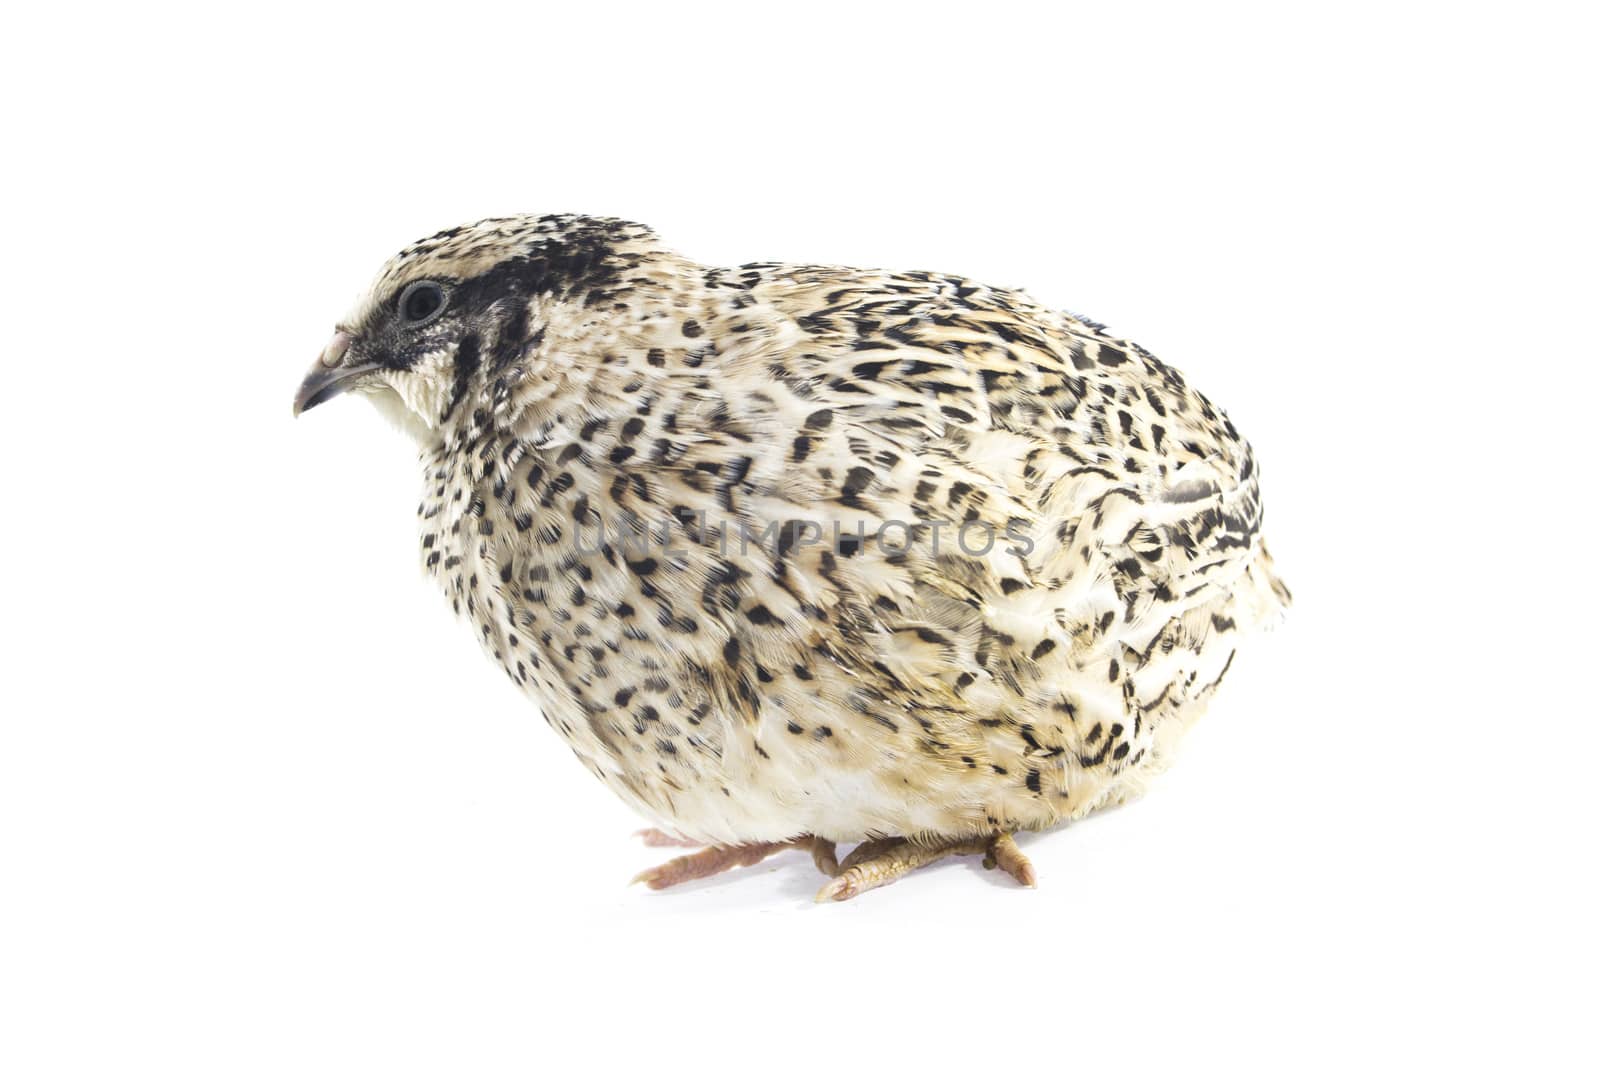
[3,2,1595,1064]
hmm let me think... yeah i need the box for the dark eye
[397,280,446,326]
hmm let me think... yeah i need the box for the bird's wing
[697,264,1279,711]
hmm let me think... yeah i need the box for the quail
[294,215,1290,901]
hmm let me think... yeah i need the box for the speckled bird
[294,214,1290,900]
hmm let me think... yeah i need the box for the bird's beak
[293,331,371,416]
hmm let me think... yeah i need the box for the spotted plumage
[295,214,1290,898]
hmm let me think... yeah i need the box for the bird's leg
[981,833,1038,887]
[635,828,704,848]
[816,832,1037,902]
[808,834,840,877]
[632,835,839,890]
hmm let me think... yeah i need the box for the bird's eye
[397,280,447,326]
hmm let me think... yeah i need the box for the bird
[294,214,1290,901]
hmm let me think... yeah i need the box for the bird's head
[293,214,661,442]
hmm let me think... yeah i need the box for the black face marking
[378,217,646,419]
[441,333,481,421]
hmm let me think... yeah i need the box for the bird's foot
[632,835,839,890]
[815,832,1037,902]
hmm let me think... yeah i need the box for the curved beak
[293,331,371,416]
